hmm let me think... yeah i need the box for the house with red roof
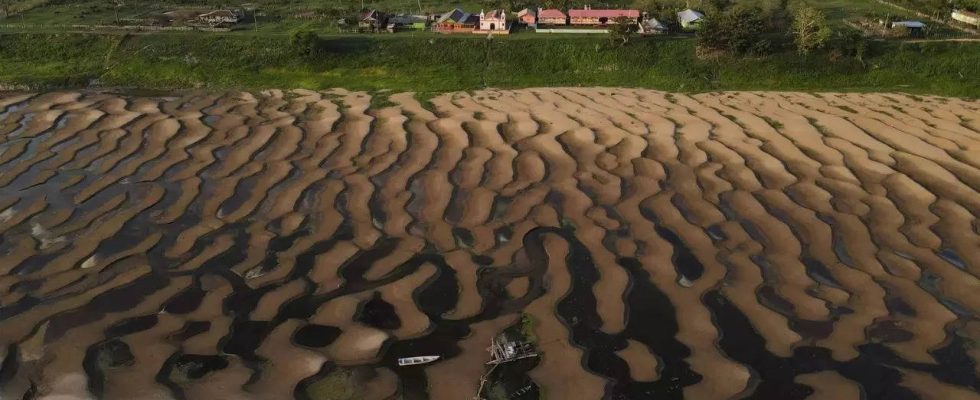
[537,8,567,25]
[568,6,639,25]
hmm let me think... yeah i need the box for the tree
[503,0,530,12]
[696,8,770,56]
[705,0,734,13]
[632,0,684,33]
[792,5,831,55]
[829,28,869,66]
[609,16,639,44]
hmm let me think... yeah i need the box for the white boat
[397,355,440,366]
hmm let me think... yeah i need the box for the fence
[872,0,980,34]
[535,28,609,34]
[0,23,231,32]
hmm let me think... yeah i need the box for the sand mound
[0,88,977,399]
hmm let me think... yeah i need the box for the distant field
[0,32,977,97]
[0,0,976,97]
[0,0,950,33]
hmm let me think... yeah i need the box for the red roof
[538,9,566,18]
[568,9,639,19]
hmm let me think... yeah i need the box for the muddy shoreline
[0,89,978,399]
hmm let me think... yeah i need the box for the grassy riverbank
[0,32,978,97]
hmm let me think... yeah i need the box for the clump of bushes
[696,7,775,57]
[290,29,322,57]
[608,16,639,44]
[827,28,870,65]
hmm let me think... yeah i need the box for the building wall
[536,28,608,33]
[435,23,475,32]
[480,17,506,31]
[570,17,598,25]
[538,16,566,25]
[570,16,633,25]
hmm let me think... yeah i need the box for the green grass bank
[0,33,978,97]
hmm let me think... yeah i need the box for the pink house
[568,6,639,25]
[537,8,567,25]
[516,8,536,26]
[479,9,507,32]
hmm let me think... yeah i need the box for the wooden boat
[397,355,440,366]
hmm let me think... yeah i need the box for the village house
[359,9,388,30]
[434,8,478,33]
[537,8,567,25]
[197,10,242,27]
[387,15,427,32]
[516,8,536,26]
[568,6,639,25]
[641,17,668,34]
[478,9,508,32]
[677,8,704,30]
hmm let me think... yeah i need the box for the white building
[677,8,704,30]
[479,9,507,32]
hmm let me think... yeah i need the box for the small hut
[641,17,668,34]
[677,8,704,30]
[889,20,926,36]
[516,8,537,27]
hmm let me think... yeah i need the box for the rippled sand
[0,89,978,400]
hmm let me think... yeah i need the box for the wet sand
[0,89,978,399]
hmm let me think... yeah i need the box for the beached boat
[397,355,440,366]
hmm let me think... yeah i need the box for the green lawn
[1,1,977,97]
[0,32,977,98]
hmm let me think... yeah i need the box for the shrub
[290,29,320,57]
[828,28,869,66]
[696,8,770,56]
[609,16,639,45]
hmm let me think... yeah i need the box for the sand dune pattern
[0,88,978,400]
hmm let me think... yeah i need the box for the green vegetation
[792,5,832,55]
[519,312,538,342]
[0,0,961,34]
[369,90,397,108]
[0,32,977,97]
[0,0,977,97]
[305,369,357,400]
[608,16,638,44]
[696,7,775,56]
[760,116,784,129]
